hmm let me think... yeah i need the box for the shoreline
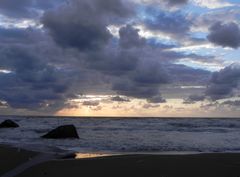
[4,142,240,157]
[1,145,240,177]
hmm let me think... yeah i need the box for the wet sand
[1,146,240,177]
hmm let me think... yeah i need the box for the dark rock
[0,119,19,128]
[41,125,79,139]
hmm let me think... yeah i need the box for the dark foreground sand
[0,145,38,176]
[1,146,240,177]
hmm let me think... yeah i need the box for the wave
[1,116,240,154]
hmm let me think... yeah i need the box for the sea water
[1,116,240,154]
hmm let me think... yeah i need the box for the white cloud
[192,0,234,9]
[136,24,173,40]
[0,14,41,29]
[0,69,12,74]
[180,86,207,89]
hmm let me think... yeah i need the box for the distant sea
[1,116,240,154]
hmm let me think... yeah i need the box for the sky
[0,0,240,117]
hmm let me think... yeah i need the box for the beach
[1,145,240,177]
[0,145,38,176]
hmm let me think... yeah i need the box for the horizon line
[0,115,240,119]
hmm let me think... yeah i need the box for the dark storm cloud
[166,64,211,84]
[0,0,217,114]
[111,63,210,101]
[84,33,212,100]
[183,94,205,104]
[207,22,240,49]
[110,59,171,101]
[119,25,146,49]
[112,79,160,99]
[133,61,169,84]
[42,0,133,51]
[0,46,74,110]
[88,49,139,75]
[0,26,86,111]
[41,0,213,104]
[206,64,240,100]
[144,9,191,37]
[42,14,111,51]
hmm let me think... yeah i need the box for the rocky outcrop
[41,125,79,139]
[0,119,19,128]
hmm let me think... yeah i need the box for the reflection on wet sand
[75,153,114,159]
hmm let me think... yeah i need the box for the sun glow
[56,96,209,117]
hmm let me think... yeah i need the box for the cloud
[183,94,205,104]
[143,103,160,109]
[191,8,240,34]
[163,105,173,110]
[91,106,102,111]
[82,100,100,106]
[111,96,130,102]
[192,0,234,9]
[147,95,166,103]
[88,49,139,75]
[89,49,211,102]
[0,45,74,110]
[40,0,213,105]
[0,0,36,18]
[112,79,160,99]
[0,100,8,108]
[221,100,240,107]
[42,12,111,51]
[0,27,87,111]
[133,60,169,84]
[143,10,191,37]
[0,27,29,43]
[166,64,211,84]
[119,25,146,48]
[0,0,66,18]
[205,64,240,100]
[168,0,188,6]
[42,0,133,51]
[0,0,220,115]
[133,0,188,8]
[207,22,240,49]
[111,59,173,100]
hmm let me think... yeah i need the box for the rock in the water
[42,125,79,139]
[0,119,19,128]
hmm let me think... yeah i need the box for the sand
[1,146,240,177]
[0,145,38,176]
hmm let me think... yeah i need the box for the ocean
[1,116,240,154]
